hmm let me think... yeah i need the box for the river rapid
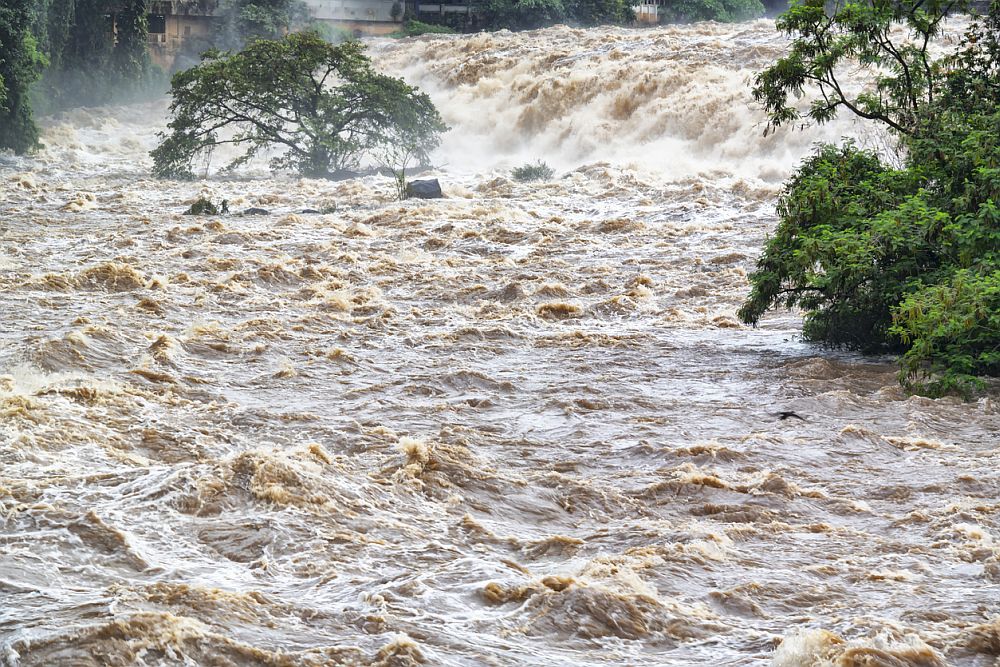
[1,19,998,667]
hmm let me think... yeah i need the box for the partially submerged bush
[511,160,555,182]
[184,197,219,215]
[892,270,1000,396]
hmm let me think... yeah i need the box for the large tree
[740,0,1000,395]
[151,32,447,180]
[751,0,957,136]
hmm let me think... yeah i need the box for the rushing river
[1,19,998,667]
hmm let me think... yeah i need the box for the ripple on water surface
[2,18,997,667]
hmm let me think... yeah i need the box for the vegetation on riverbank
[0,0,47,153]
[741,0,1000,395]
[389,19,457,37]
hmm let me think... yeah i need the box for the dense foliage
[472,0,762,29]
[213,0,309,49]
[151,32,447,180]
[478,0,568,30]
[476,0,634,30]
[0,0,47,153]
[657,0,764,22]
[29,0,155,113]
[390,19,457,37]
[567,0,636,24]
[741,0,1000,395]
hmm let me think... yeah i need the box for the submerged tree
[151,32,447,179]
[740,0,1000,395]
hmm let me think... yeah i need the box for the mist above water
[1,19,997,667]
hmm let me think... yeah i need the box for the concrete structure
[303,0,402,35]
[304,0,477,33]
[633,0,666,23]
[142,0,485,69]
[146,0,218,70]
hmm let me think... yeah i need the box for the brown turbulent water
[1,19,998,667]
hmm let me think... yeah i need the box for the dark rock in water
[212,232,246,245]
[299,209,321,214]
[242,207,270,216]
[406,179,443,199]
[495,282,526,302]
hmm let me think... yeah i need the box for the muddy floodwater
[1,20,998,667]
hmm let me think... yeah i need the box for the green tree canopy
[151,31,448,180]
[751,0,956,136]
[741,0,1000,395]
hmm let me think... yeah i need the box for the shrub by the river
[184,197,220,215]
[512,160,555,182]
[740,0,1000,396]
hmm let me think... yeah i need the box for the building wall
[303,0,401,23]
[314,18,401,37]
[146,0,405,70]
[148,14,214,71]
[633,0,663,23]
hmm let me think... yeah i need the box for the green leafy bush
[741,0,1000,396]
[511,160,555,182]
[184,197,220,215]
[390,20,457,37]
[658,0,764,22]
[892,270,1000,395]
